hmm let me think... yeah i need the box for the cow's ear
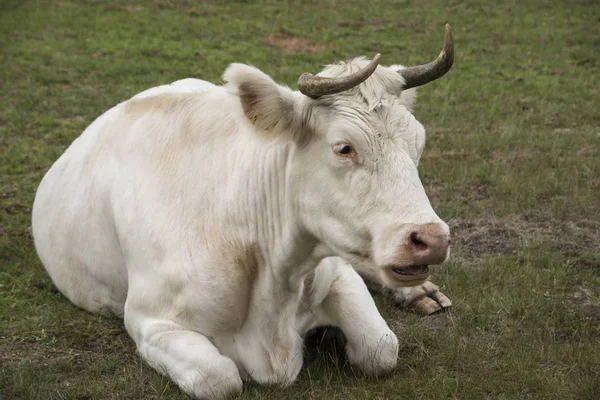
[224,64,308,141]
[389,64,418,113]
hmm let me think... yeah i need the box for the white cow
[32,26,454,399]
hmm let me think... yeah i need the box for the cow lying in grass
[32,26,454,399]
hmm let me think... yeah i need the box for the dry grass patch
[449,214,600,262]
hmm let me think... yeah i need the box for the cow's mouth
[390,265,430,282]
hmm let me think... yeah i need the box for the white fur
[32,59,449,398]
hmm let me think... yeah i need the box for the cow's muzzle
[407,224,450,266]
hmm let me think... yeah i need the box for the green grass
[1,0,599,398]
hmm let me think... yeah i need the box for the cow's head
[225,25,454,288]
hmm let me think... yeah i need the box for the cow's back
[31,79,218,317]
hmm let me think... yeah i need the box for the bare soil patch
[451,218,520,258]
[262,34,331,54]
[450,214,600,261]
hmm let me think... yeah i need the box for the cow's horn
[298,53,381,99]
[397,24,454,89]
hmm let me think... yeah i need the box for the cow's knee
[125,315,242,400]
[179,356,243,400]
[345,327,398,375]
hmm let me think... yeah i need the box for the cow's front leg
[124,315,242,400]
[391,280,452,315]
[318,261,399,375]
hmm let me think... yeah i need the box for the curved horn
[398,24,454,89]
[298,53,381,99]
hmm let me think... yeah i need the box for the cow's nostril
[410,232,428,251]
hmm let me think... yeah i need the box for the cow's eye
[334,143,356,159]
[339,145,352,154]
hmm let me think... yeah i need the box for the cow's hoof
[392,281,452,316]
[411,291,452,315]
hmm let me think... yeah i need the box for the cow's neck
[227,138,323,354]
[237,140,320,291]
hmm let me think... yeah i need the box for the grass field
[1,0,599,399]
